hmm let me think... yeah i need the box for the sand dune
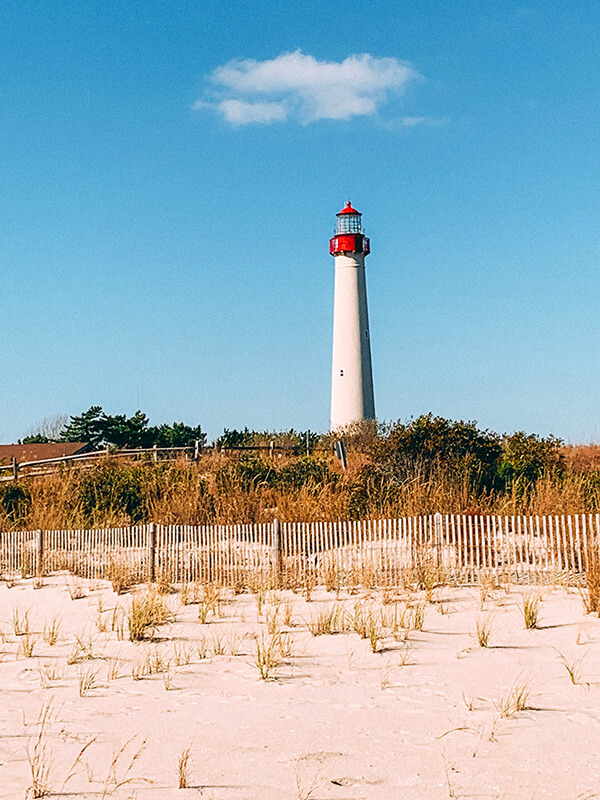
[0,576,599,799]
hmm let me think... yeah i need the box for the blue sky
[2,0,600,443]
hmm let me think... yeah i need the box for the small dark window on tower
[340,369,344,376]
[365,330,369,338]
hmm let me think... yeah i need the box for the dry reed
[522,592,541,629]
[25,702,55,798]
[4,447,600,535]
[254,634,280,680]
[178,747,192,788]
[128,589,170,641]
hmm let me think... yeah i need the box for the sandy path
[0,576,599,799]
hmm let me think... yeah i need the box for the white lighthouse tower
[329,202,375,430]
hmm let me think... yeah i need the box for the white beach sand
[1,576,599,799]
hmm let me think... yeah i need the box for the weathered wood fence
[0,441,323,483]
[1,514,599,588]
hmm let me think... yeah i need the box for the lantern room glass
[335,213,363,235]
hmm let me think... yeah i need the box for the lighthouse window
[335,215,363,235]
[365,330,369,338]
[340,369,344,376]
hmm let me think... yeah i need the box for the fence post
[12,458,18,481]
[36,529,44,577]
[194,439,200,461]
[272,518,282,585]
[148,523,157,583]
[434,512,443,568]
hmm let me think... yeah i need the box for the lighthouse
[329,202,375,430]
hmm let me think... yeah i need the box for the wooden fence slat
[1,514,596,589]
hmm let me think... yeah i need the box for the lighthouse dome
[338,201,361,215]
[335,201,363,235]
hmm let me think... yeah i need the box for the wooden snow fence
[1,514,599,588]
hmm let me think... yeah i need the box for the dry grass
[106,657,124,681]
[352,601,369,639]
[25,702,55,798]
[38,662,62,688]
[210,631,226,656]
[294,754,322,800]
[411,602,426,631]
[381,602,411,640]
[197,583,222,623]
[494,680,533,718]
[178,746,192,789]
[254,633,281,680]
[306,603,346,636]
[562,444,600,471]
[522,592,541,629]
[266,605,281,635]
[100,735,149,799]
[181,581,201,605]
[42,615,62,647]
[127,589,171,641]
[111,606,126,640]
[66,577,86,600]
[18,633,37,658]
[5,447,597,538]
[107,557,137,596]
[67,635,94,665]
[410,546,447,599]
[13,607,30,636]
[282,599,295,627]
[131,645,170,679]
[161,666,175,690]
[172,642,193,666]
[475,614,493,647]
[366,617,383,653]
[557,650,587,685]
[196,635,208,660]
[78,665,100,697]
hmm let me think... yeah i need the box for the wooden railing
[0,445,202,482]
[1,514,598,587]
[0,441,324,482]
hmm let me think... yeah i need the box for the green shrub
[0,483,31,525]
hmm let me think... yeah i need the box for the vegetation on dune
[3,414,600,529]
[22,406,206,449]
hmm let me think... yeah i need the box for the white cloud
[400,116,447,127]
[216,99,287,125]
[197,50,419,126]
[400,116,429,127]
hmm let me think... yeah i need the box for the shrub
[499,432,563,488]
[77,462,146,524]
[0,483,31,525]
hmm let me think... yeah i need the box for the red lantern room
[329,201,371,256]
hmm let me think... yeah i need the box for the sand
[0,575,599,799]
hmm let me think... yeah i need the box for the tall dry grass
[1,450,600,531]
[562,444,600,472]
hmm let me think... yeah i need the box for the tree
[61,406,105,447]
[498,432,563,486]
[377,413,502,490]
[60,406,206,450]
[102,410,152,448]
[216,428,254,449]
[23,414,69,443]
[151,422,206,448]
